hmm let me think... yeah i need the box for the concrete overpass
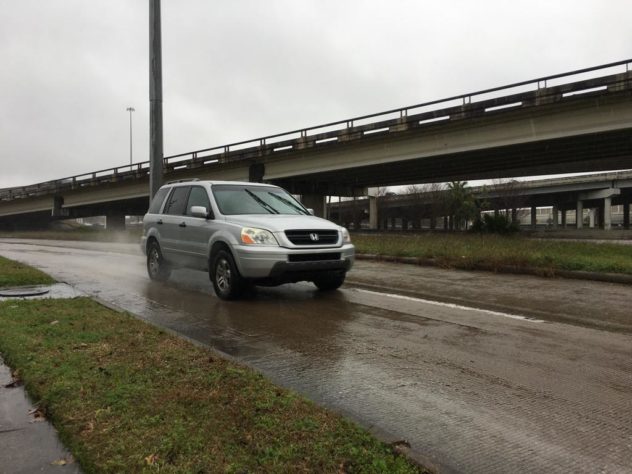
[1,59,632,229]
[330,171,632,231]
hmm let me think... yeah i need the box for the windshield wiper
[245,189,279,214]
[267,192,309,215]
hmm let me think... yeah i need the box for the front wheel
[313,272,346,291]
[147,241,171,281]
[211,250,246,300]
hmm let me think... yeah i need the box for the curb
[355,253,632,286]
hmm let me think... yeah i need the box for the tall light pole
[126,106,135,165]
[149,0,163,200]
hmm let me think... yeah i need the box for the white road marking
[352,288,545,323]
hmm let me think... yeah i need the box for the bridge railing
[2,59,631,201]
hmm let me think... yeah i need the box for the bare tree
[425,183,447,230]
[403,184,425,229]
[489,178,528,223]
[375,186,390,230]
[399,183,448,230]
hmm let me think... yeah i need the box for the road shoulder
[347,259,632,333]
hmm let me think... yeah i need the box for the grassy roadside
[353,232,632,275]
[0,255,55,287]
[0,259,424,473]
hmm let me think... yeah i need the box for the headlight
[240,227,278,246]
[341,227,351,243]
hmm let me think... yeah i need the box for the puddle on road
[0,283,82,300]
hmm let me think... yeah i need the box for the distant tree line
[333,179,527,233]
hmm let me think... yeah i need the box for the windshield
[212,185,309,215]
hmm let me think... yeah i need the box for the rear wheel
[147,241,171,281]
[313,272,346,291]
[211,250,246,300]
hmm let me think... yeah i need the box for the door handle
[179,222,186,228]
[157,219,163,225]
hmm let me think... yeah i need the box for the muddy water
[1,239,631,473]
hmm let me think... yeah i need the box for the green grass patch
[0,255,55,287]
[0,298,424,473]
[353,232,632,275]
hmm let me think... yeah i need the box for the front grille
[285,230,339,245]
[288,253,341,262]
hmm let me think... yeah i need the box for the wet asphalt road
[1,239,631,473]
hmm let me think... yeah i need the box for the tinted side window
[163,186,190,215]
[185,186,211,216]
[148,187,169,214]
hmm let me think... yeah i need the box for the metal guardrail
[2,59,631,201]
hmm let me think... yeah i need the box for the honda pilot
[141,180,355,300]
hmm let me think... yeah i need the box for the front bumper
[232,243,355,279]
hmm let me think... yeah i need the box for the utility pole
[126,106,135,165]
[149,0,163,200]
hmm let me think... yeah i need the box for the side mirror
[190,206,209,219]
[306,208,315,216]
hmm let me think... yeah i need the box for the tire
[313,272,346,291]
[147,241,171,281]
[211,249,246,300]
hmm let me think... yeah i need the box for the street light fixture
[126,106,135,165]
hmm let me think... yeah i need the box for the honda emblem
[309,232,319,242]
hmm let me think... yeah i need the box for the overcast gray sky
[1,0,630,188]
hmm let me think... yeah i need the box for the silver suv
[141,180,355,299]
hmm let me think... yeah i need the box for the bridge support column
[597,204,604,229]
[589,209,596,228]
[531,206,537,229]
[301,194,326,218]
[368,195,378,230]
[106,214,126,231]
[561,208,567,228]
[249,163,265,183]
[624,201,630,230]
[51,195,68,218]
[603,197,612,230]
[576,201,583,229]
[511,208,517,223]
[551,205,559,229]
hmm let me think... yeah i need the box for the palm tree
[447,181,477,230]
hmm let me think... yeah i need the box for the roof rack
[166,178,200,184]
